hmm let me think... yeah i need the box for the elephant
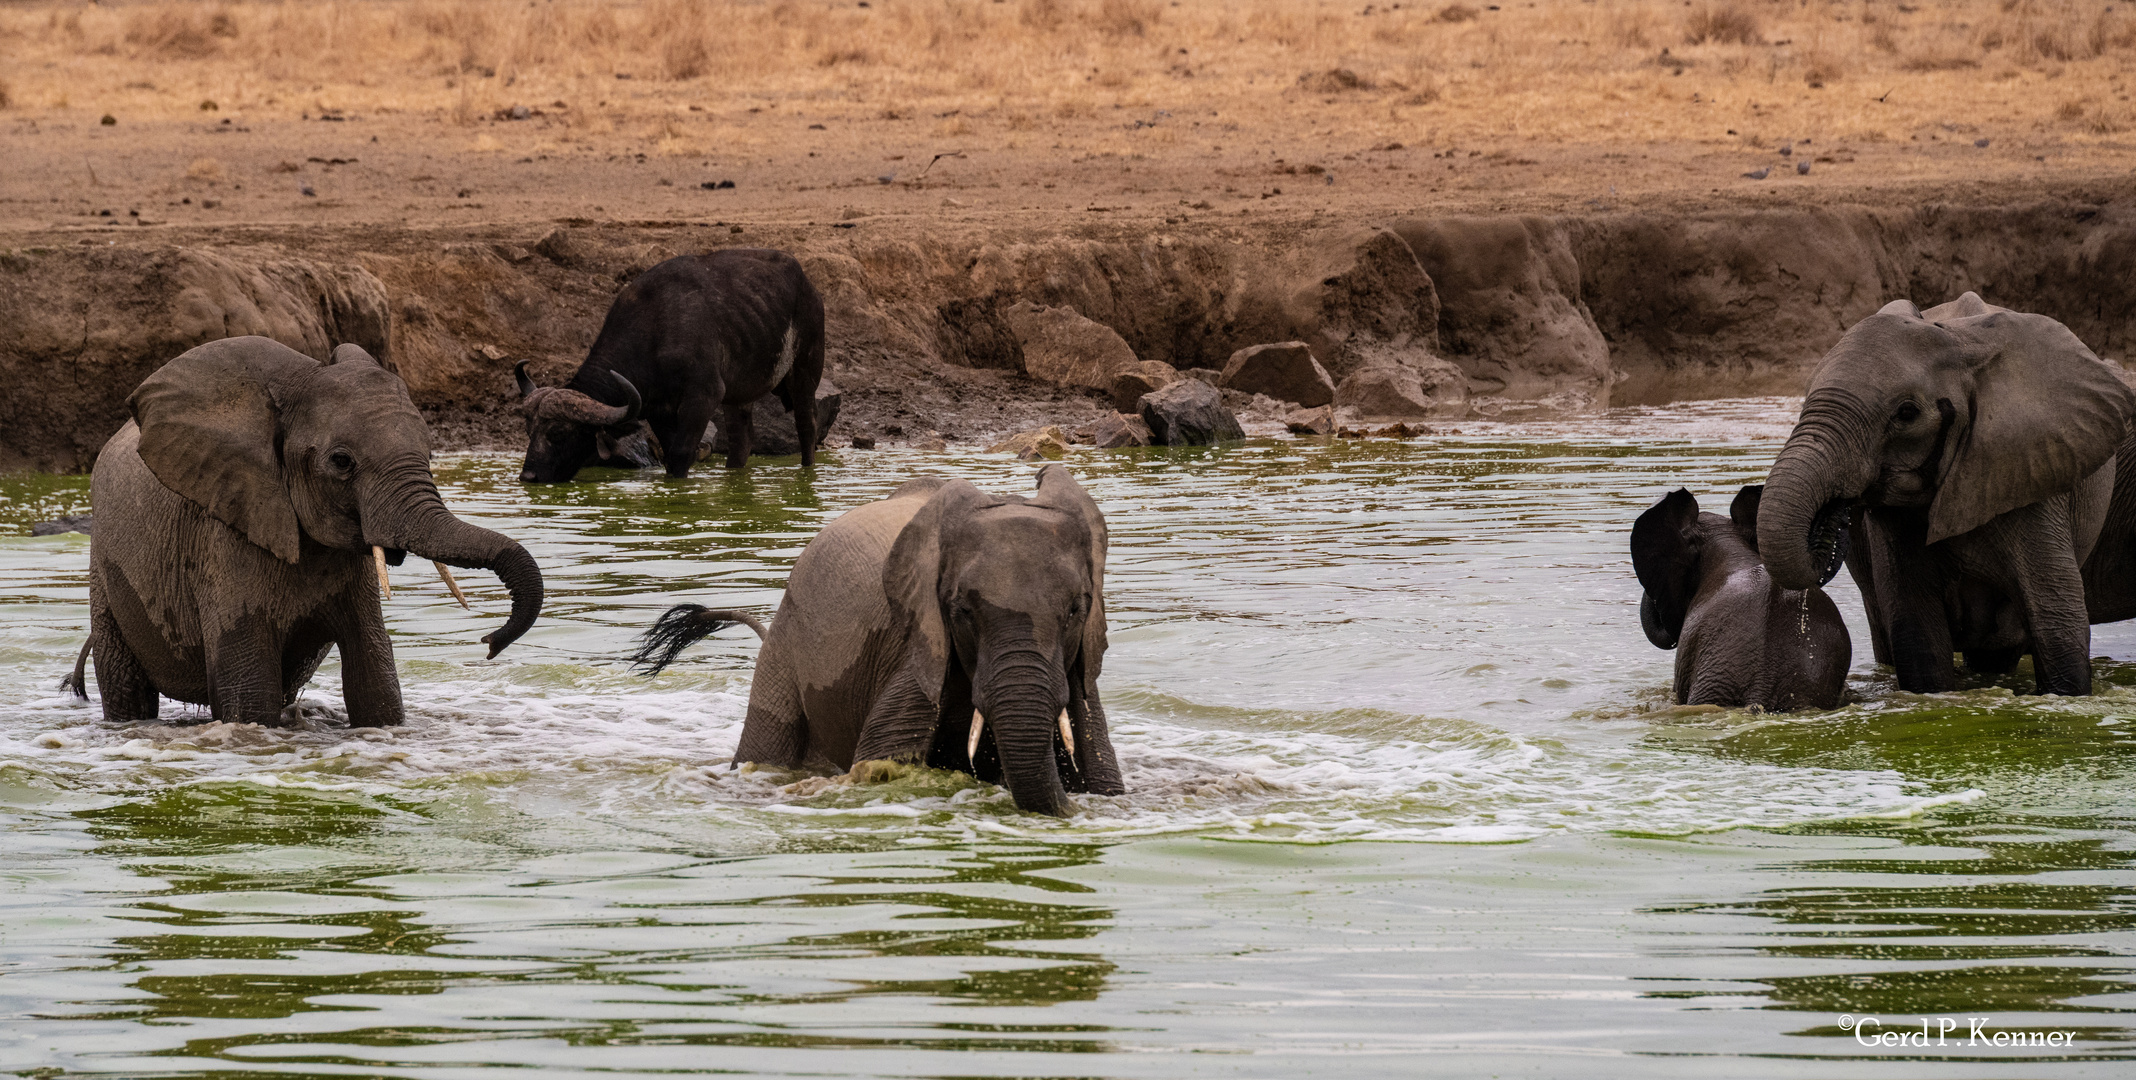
[1632,485,1849,710]
[83,336,544,726]
[516,248,827,481]
[1759,292,2135,695]
[632,465,1123,815]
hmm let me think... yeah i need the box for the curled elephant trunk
[364,469,544,658]
[1760,393,1877,591]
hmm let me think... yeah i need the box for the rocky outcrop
[935,297,1026,373]
[0,245,390,472]
[1093,411,1154,448]
[712,377,843,458]
[1569,210,1892,404]
[11,198,2136,473]
[1394,216,1611,404]
[1001,301,1139,391]
[987,425,1071,460]
[1277,228,1442,380]
[1220,342,1336,407]
[1284,405,1335,436]
[1139,379,1244,446]
[1112,360,1181,411]
[1335,357,1470,419]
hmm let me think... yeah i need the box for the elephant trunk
[363,464,545,658]
[1760,390,1879,591]
[973,630,1074,817]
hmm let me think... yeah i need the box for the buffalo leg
[790,380,818,469]
[654,397,718,479]
[721,403,754,469]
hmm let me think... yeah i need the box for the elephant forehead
[947,508,1090,592]
[1812,314,1964,389]
[299,365,430,446]
[954,503,1089,552]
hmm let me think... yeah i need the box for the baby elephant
[634,465,1123,816]
[1631,486,1850,710]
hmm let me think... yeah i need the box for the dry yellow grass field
[6,0,2132,139]
[2,0,2132,229]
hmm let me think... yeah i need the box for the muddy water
[1,398,2131,1077]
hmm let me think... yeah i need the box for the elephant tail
[630,605,768,676]
[59,638,90,700]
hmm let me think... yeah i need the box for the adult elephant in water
[85,337,544,725]
[633,465,1124,815]
[1758,293,2135,695]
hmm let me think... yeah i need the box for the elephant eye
[328,450,356,472]
[1893,402,1921,424]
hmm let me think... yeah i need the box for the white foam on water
[0,670,1976,847]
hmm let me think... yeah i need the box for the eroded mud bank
[3,196,2131,471]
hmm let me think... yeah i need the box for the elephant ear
[329,343,381,366]
[1027,464,1110,678]
[1630,488,1702,649]
[1921,291,2002,323]
[127,336,318,564]
[1730,484,1763,551]
[883,479,996,708]
[1928,312,2136,544]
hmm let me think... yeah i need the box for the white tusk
[434,561,471,609]
[968,709,985,763]
[372,546,392,599]
[1059,708,1078,774]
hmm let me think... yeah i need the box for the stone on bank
[1221,342,1336,408]
[1138,379,1245,446]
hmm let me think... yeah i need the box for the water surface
[1,398,2130,1077]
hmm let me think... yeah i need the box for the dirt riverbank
[5,176,2134,473]
[6,0,2136,471]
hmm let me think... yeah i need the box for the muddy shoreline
[4,182,2132,472]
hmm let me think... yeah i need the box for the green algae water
[0,398,2130,1077]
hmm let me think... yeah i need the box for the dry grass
[1685,3,1763,47]
[3,0,2132,149]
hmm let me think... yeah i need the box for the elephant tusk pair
[371,545,473,610]
[964,708,1078,773]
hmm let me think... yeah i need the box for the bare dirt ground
[3,1,2134,456]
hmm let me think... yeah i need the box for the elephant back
[762,485,946,765]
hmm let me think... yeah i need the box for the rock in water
[1112,360,1181,412]
[1283,405,1335,436]
[1335,358,1468,419]
[988,426,1071,461]
[1221,342,1336,407]
[30,514,94,536]
[1138,379,1245,446]
[712,377,843,458]
[1093,411,1153,448]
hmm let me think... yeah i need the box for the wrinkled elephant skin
[88,337,544,726]
[1758,293,2133,695]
